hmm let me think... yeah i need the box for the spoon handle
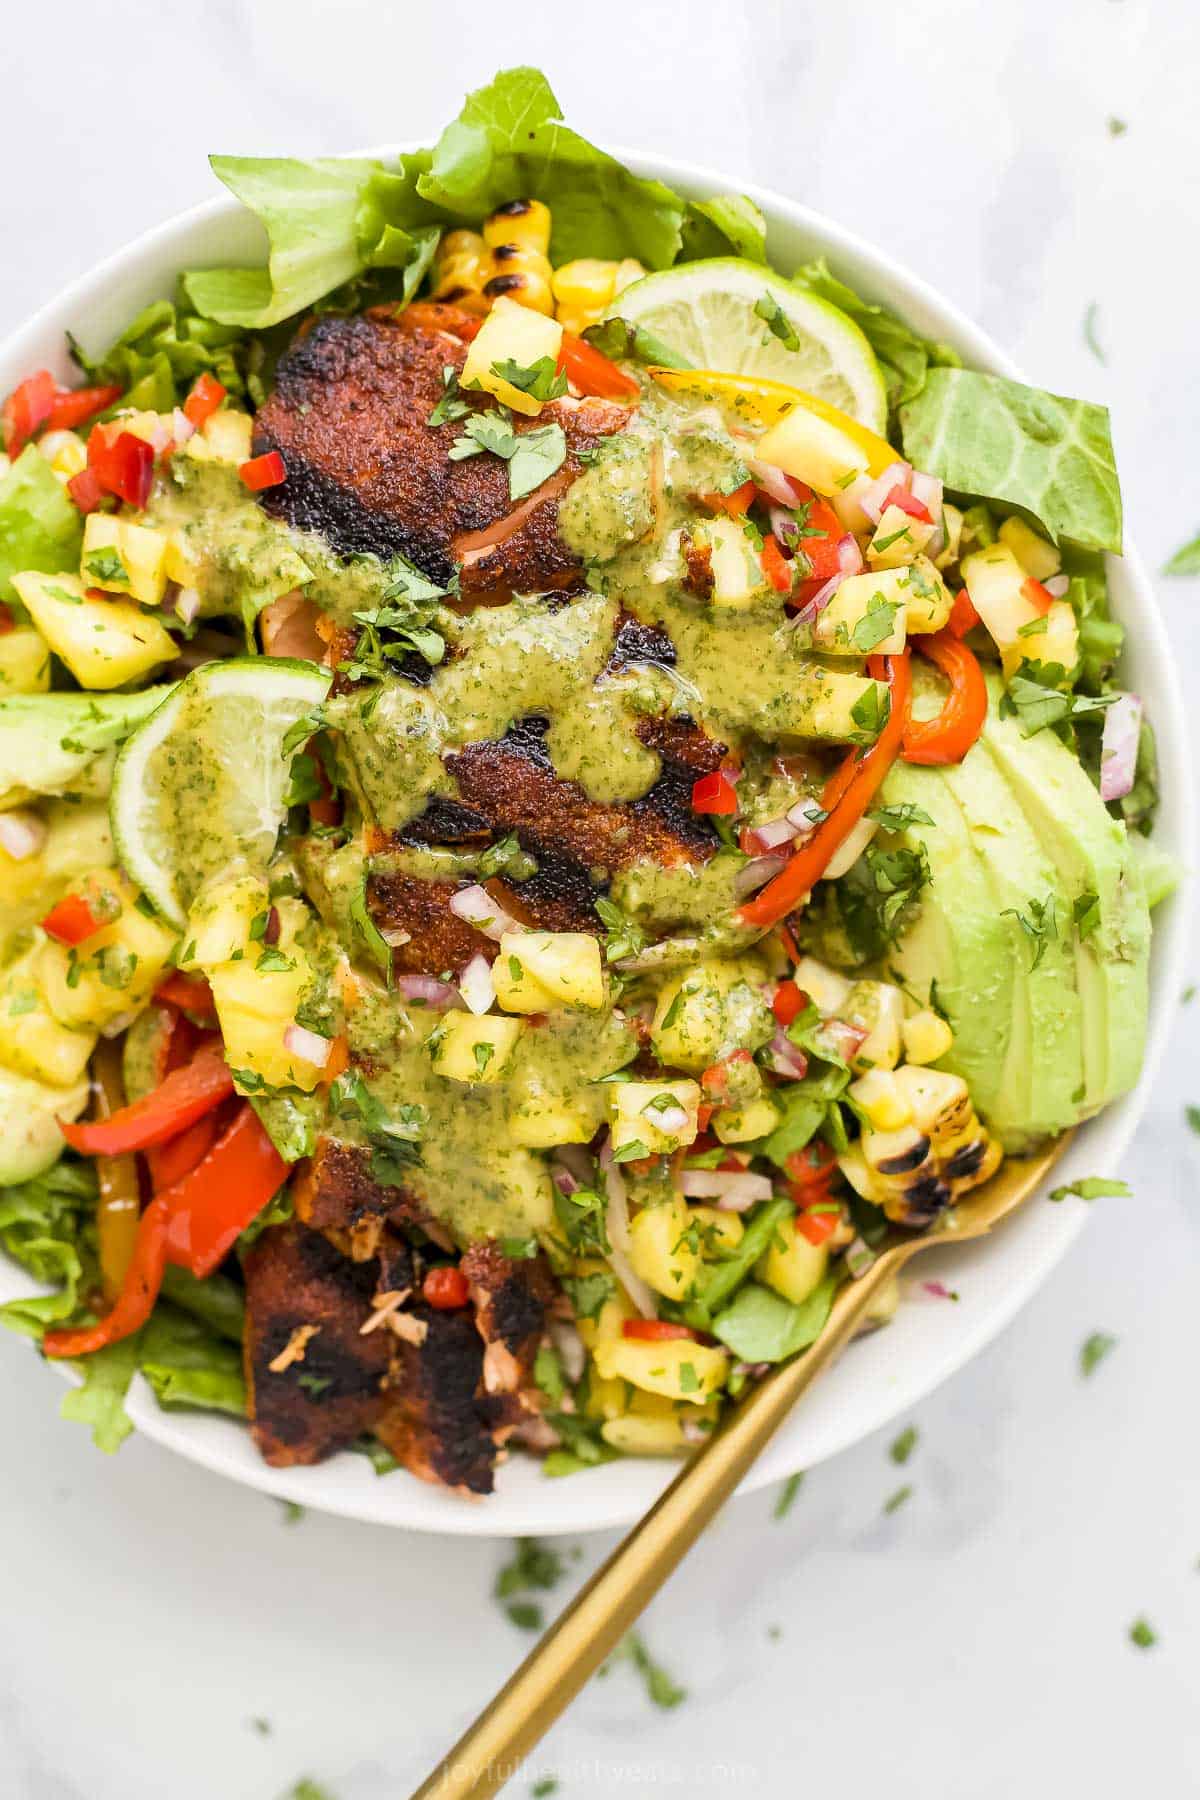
[411,1257,897,1799]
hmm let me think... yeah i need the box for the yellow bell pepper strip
[648,367,897,473]
[91,1040,142,1306]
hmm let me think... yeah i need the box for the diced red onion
[732,1359,771,1380]
[448,883,516,941]
[174,587,201,626]
[283,1023,332,1067]
[787,798,825,834]
[909,471,943,524]
[1099,692,1142,802]
[645,1100,690,1136]
[679,1169,775,1211]
[733,853,788,898]
[764,1027,808,1081]
[680,1418,711,1446]
[789,570,844,625]
[745,814,800,854]
[458,952,495,1016]
[396,972,462,1009]
[859,461,912,526]
[551,1162,581,1196]
[745,455,801,507]
[1043,573,1070,599]
[171,408,195,444]
[598,1136,658,1317]
[845,1236,877,1279]
[813,1017,868,1063]
[836,533,864,576]
[0,809,47,861]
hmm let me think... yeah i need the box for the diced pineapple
[628,1193,701,1301]
[867,503,936,569]
[793,956,852,1016]
[611,1078,701,1156]
[712,1092,782,1143]
[900,556,955,633]
[430,1010,523,1084]
[460,298,564,416]
[1019,598,1079,677]
[37,869,176,1030]
[849,1068,913,1132]
[12,571,176,689]
[583,1372,629,1421]
[163,528,201,588]
[758,1217,829,1306]
[690,1204,744,1257]
[507,1082,601,1148]
[959,545,1042,660]
[691,516,766,608]
[493,929,604,1012]
[82,514,170,607]
[0,627,51,693]
[998,517,1061,582]
[593,1335,728,1401]
[755,408,871,496]
[203,894,325,1092]
[801,570,907,655]
[179,876,267,969]
[0,948,95,1085]
[187,409,254,464]
[902,1009,954,1065]
[572,1260,635,1350]
[650,956,774,1074]
[842,979,904,1072]
[601,1412,691,1456]
[38,429,88,480]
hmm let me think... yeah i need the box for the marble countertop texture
[3,1,1200,1794]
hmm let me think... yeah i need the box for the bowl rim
[1,143,1192,1537]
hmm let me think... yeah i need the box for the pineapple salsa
[0,69,1166,1486]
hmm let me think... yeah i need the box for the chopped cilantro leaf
[1080,1330,1117,1377]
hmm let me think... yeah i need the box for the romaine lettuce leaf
[140,1302,246,1417]
[159,1263,245,1342]
[68,298,257,408]
[711,1275,836,1363]
[59,1335,141,1453]
[899,368,1122,554]
[1164,528,1200,576]
[1063,548,1123,692]
[0,446,84,605]
[0,1158,96,1339]
[680,194,767,263]
[793,256,959,408]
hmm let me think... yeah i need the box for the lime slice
[111,657,331,926]
[608,258,888,433]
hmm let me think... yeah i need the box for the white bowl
[1,148,1191,1537]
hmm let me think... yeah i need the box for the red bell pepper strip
[883,485,932,524]
[59,1040,234,1156]
[946,588,980,639]
[182,372,226,430]
[622,1318,700,1342]
[901,630,988,767]
[423,1266,471,1310]
[43,1197,169,1359]
[154,969,218,1020]
[760,534,794,594]
[692,770,739,815]
[1022,576,1055,616]
[239,451,287,492]
[736,653,912,931]
[786,485,844,584]
[557,331,640,400]
[40,892,104,946]
[145,1112,220,1193]
[43,384,123,434]
[88,425,154,508]
[2,370,56,457]
[162,1104,288,1277]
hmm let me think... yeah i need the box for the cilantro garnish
[449,407,568,502]
[850,681,891,736]
[84,548,130,584]
[491,355,568,404]
[852,595,900,653]
[1080,1331,1117,1377]
[612,1139,650,1164]
[594,895,647,964]
[1002,893,1058,969]
[1129,1617,1157,1649]
[889,1425,918,1465]
[427,364,471,427]
[1073,891,1101,939]
[753,293,800,352]
[348,873,393,986]
[473,1040,495,1077]
[610,1631,687,1709]
[869,802,934,831]
[883,1484,912,1515]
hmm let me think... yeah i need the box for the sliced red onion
[733,853,788,899]
[548,1317,587,1384]
[745,455,800,507]
[1099,692,1142,802]
[768,504,798,552]
[745,814,800,854]
[551,1162,582,1196]
[1043,573,1070,599]
[0,809,47,861]
[396,972,462,1009]
[679,1169,775,1211]
[599,1136,658,1317]
[448,883,516,941]
[836,532,864,576]
[173,587,202,626]
[859,460,912,526]
[764,1026,808,1080]
[458,952,495,1016]
[789,570,844,626]
[283,1022,332,1067]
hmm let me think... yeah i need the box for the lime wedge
[608,258,888,433]
[111,658,331,926]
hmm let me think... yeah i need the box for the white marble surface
[4,2,1200,1794]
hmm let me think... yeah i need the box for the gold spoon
[412,1136,1069,1799]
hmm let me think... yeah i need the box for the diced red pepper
[322,1034,350,1085]
[621,1318,699,1341]
[771,979,807,1027]
[947,588,980,638]
[696,1102,714,1131]
[795,1207,839,1246]
[43,384,122,434]
[67,467,105,514]
[183,372,226,431]
[43,1196,169,1359]
[786,1141,836,1186]
[309,746,342,828]
[0,603,13,636]
[784,484,844,585]
[154,969,218,1020]
[557,331,640,400]
[700,1048,753,1101]
[88,425,154,509]
[702,480,755,519]
[691,770,738,815]
[884,485,932,524]
[760,534,794,594]
[162,1104,288,1277]
[423,1266,471,1310]
[40,892,104,946]
[239,451,287,492]
[60,1039,234,1156]
[2,370,56,458]
[1022,576,1055,616]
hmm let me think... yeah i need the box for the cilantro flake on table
[773,1470,805,1519]
[1048,1176,1132,1202]
[1128,1616,1157,1649]
[1080,1331,1117,1377]
[883,1483,912,1515]
[889,1424,919,1466]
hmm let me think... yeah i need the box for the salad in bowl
[0,69,1173,1499]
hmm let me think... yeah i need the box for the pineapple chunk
[461,297,564,416]
[430,1011,523,1084]
[712,1092,782,1144]
[793,955,852,1015]
[842,979,904,1072]
[900,556,955,633]
[628,1192,701,1301]
[602,1396,718,1456]
[998,517,1061,582]
[185,409,254,464]
[849,1068,913,1131]
[690,516,767,608]
[572,1260,634,1349]
[802,570,908,655]
[163,528,201,589]
[0,949,95,1085]
[494,929,604,1012]
[959,545,1041,658]
[758,1217,829,1306]
[755,407,870,496]
[507,1082,601,1148]
[690,1204,744,1257]
[196,890,325,1092]
[179,876,268,968]
[611,1078,701,1156]
[0,627,51,693]
[81,514,170,607]
[1019,598,1079,677]
[37,869,176,1030]
[12,571,175,689]
[593,1335,728,1401]
[867,503,936,569]
[38,429,88,480]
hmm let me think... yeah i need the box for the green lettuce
[0,445,84,605]
[794,256,960,409]
[899,368,1122,554]
[1164,528,1200,576]
[711,1275,836,1363]
[68,298,257,410]
[0,685,174,803]
[679,194,767,263]
[1062,549,1123,692]
[0,1158,96,1339]
[140,1303,246,1417]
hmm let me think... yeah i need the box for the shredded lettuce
[899,368,1122,554]
[140,1302,246,1417]
[793,256,960,409]
[0,1158,97,1339]
[0,445,83,605]
[68,298,258,410]
[59,1335,142,1453]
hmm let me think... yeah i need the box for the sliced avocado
[0,1064,88,1184]
[0,686,174,808]
[979,674,1149,1117]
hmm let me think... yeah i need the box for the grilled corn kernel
[482,257,554,316]
[431,229,488,305]
[850,1068,913,1132]
[483,198,551,254]
[552,258,618,310]
[555,310,594,337]
[901,1009,954,1065]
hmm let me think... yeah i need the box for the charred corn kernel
[483,198,552,254]
[850,1063,1003,1228]
[483,256,554,317]
[902,1009,954,1065]
[431,228,489,305]
[614,258,646,295]
[850,1068,913,1132]
[38,430,87,480]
